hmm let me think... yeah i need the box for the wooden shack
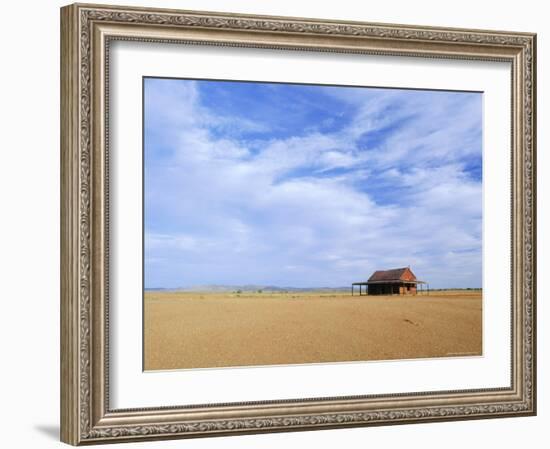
[351,267,427,296]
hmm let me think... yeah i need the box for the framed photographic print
[60,2,537,445]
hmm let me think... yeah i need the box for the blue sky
[144,78,482,289]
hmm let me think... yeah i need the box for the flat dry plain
[144,290,482,370]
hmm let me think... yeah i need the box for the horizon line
[144,285,483,291]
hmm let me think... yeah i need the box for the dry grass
[144,290,482,370]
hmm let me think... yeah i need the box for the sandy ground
[144,290,482,370]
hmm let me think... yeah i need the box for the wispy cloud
[144,78,482,289]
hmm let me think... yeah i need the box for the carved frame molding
[61,3,536,445]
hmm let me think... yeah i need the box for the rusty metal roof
[368,267,416,282]
[351,267,426,285]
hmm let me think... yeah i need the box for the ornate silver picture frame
[61,2,536,445]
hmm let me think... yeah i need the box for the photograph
[143,77,483,370]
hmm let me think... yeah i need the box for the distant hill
[145,285,482,292]
[145,285,351,293]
